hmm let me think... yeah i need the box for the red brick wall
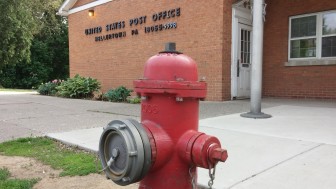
[222,0,233,100]
[68,0,231,101]
[263,0,336,99]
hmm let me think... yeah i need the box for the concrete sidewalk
[47,100,336,189]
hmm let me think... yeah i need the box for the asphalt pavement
[1,92,336,189]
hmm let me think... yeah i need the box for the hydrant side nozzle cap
[159,42,183,54]
[98,119,152,186]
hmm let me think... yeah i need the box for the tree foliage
[0,0,69,88]
[0,0,37,66]
[31,0,69,80]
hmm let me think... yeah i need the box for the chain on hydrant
[99,43,228,189]
[189,166,197,189]
[208,163,217,189]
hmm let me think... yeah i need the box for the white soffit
[233,0,251,8]
[57,0,113,16]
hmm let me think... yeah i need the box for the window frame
[288,10,336,63]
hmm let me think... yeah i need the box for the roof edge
[57,0,77,16]
[57,0,113,16]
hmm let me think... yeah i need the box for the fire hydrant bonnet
[134,47,206,99]
[143,53,198,81]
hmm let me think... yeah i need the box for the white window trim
[286,10,336,66]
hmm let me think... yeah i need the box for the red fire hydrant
[99,43,228,189]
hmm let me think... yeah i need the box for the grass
[0,168,39,189]
[0,137,101,177]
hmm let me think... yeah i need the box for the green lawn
[0,168,38,189]
[0,137,101,177]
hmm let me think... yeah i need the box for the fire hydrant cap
[99,119,152,185]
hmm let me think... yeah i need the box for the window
[240,29,251,64]
[289,11,336,60]
[322,12,336,57]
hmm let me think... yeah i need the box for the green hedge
[37,75,101,99]
[56,75,101,99]
[103,86,132,102]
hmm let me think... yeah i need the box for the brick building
[58,0,336,101]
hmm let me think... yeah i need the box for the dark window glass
[322,36,336,57]
[291,16,316,38]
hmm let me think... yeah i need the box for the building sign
[84,8,181,42]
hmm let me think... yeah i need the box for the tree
[31,0,69,80]
[0,0,38,67]
[0,0,69,88]
[0,0,67,66]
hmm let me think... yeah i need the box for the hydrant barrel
[134,43,207,189]
[134,42,207,150]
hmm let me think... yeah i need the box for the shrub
[103,86,133,102]
[37,79,63,96]
[56,74,101,99]
[127,96,141,104]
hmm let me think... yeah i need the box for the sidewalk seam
[87,110,140,117]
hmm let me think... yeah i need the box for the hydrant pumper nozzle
[99,43,228,189]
